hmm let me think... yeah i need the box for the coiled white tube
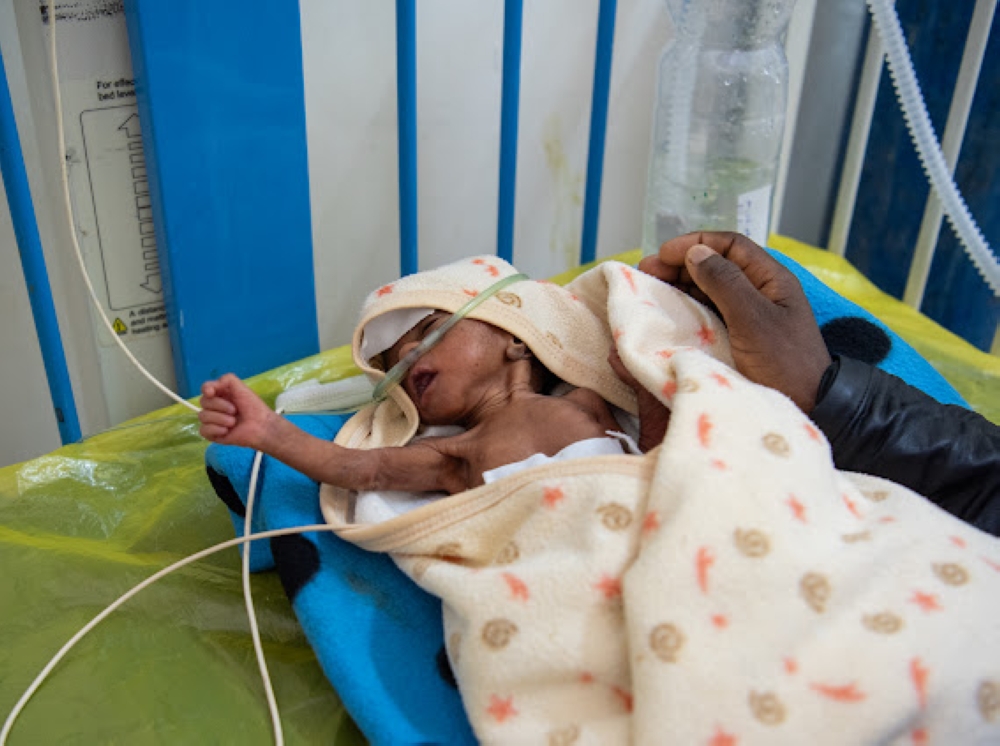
[866,0,1000,295]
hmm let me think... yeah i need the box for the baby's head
[379,310,553,426]
[350,255,636,441]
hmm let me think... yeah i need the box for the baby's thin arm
[260,419,468,494]
[200,373,468,493]
[199,374,379,489]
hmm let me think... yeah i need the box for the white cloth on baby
[359,307,433,362]
[353,300,643,526]
[352,295,643,526]
[482,431,640,483]
[352,430,641,525]
[352,489,446,526]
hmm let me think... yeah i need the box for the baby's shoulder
[561,386,610,410]
[549,387,618,428]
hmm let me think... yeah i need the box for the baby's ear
[505,336,532,361]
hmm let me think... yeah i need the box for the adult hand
[638,231,832,413]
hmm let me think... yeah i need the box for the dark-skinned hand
[637,231,832,413]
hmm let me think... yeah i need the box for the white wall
[1,0,818,467]
[0,0,177,468]
[1,2,62,468]
[302,0,817,349]
[772,0,818,231]
[0,164,62,467]
[301,0,674,348]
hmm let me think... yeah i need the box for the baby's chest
[469,402,608,473]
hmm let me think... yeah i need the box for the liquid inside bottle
[642,0,795,254]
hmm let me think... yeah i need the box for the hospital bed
[1,1,997,743]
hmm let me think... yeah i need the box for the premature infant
[199,308,668,495]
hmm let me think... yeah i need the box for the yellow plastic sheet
[0,349,366,745]
[2,245,995,744]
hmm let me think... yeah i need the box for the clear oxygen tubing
[35,3,523,742]
[19,271,534,743]
[187,270,528,744]
[240,270,528,743]
[865,0,1000,296]
[275,272,531,415]
[371,272,530,402]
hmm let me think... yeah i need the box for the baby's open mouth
[409,369,436,402]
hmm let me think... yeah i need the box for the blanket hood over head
[333,255,732,454]
[318,257,1000,745]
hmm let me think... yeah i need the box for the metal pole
[580,0,617,266]
[0,41,81,443]
[396,0,418,276]
[827,23,883,258]
[497,0,523,264]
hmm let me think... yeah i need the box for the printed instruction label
[737,184,772,246]
[78,102,168,341]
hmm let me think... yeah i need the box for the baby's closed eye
[417,312,448,337]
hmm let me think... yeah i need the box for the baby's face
[383,311,517,425]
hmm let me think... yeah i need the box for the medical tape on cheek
[371,272,530,403]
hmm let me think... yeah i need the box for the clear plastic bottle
[642,0,796,254]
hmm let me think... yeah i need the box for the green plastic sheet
[0,347,366,745]
[2,244,996,744]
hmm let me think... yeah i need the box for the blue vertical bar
[124,0,318,396]
[396,0,419,276]
[0,47,81,444]
[497,0,523,264]
[581,0,617,265]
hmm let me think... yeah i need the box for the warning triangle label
[113,317,128,334]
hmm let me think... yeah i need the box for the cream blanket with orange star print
[320,256,1000,745]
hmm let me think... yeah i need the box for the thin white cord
[0,521,335,745]
[243,431,284,746]
[45,1,199,413]
[44,3,284,740]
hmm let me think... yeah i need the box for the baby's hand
[198,373,276,450]
[609,344,670,452]
[608,344,642,392]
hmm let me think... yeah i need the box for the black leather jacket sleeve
[810,355,1000,537]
